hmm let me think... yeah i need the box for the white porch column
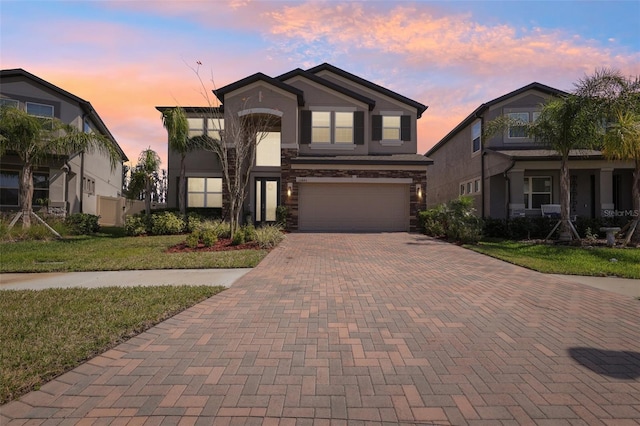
[508,168,525,217]
[599,168,614,217]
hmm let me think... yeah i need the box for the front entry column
[599,168,614,217]
[508,168,525,217]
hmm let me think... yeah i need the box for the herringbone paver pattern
[2,233,639,425]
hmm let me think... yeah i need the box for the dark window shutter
[354,111,365,145]
[372,115,382,140]
[401,115,411,141]
[300,110,311,144]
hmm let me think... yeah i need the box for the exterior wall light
[416,184,422,199]
[287,182,293,197]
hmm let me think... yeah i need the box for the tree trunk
[559,155,572,241]
[178,154,186,216]
[144,179,152,217]
[19,162,34,229]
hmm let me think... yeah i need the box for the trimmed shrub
[184,212,203,233]
[150,211,185,235]
[124,215,148,236]
[185,231,200,248]
[64,213,100,235]
[231,230,246,246]
[420,196,482,244]
[255,224,284,249]
[276,205,288,227]
[243,224,257,242]
[201,229,218,247]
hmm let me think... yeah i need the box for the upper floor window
[472,120,481,153]
[372,114,411,143]
[334,112,353,144]
[0,98,19,108]
[507,112,531,138]
[301,110,364,146]
[206,118,223,140]
[26,102,54,118]
[256,132,280,167]
[187,118,204,138]
[383,116,401,140]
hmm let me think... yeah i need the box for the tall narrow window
[256,132,281,167]
[334,112,353,144]
[311,111,331,143]
[472,121,481,153]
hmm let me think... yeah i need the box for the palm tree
[575,69,640,244]
[483,94,601,241]
[527,95,601,240]
[128,148,161,217]
[161,107,191,216]
[0,105,120,228]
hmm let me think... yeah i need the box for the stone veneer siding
[280,149,427,232]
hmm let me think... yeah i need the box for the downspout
[503,159,516,220]
[480,114,486,219]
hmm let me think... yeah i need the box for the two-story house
[159,63,431,232]
[426,82,635,220]
[0,69,128,224]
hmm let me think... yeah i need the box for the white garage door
[298,183,409,232]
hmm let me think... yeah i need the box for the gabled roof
[213,72,304,106]
[277,68,377,111]
[425,82,567,157]
[0,68,128,161]
[307,63,428,118]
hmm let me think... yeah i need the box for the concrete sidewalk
[0,268,252,290]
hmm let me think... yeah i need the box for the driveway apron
[2,233,639,425]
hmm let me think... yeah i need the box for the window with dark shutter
[300,110,311,144]
[372,115,382,140]
[400,115,411,141]
[354,111,365,145]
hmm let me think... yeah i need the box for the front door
[255,178,280,224]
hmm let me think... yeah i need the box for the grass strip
[467,240,640,279]
[0,285,224,404]
[0,233,268,272]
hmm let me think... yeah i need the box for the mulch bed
[166,238,260,253]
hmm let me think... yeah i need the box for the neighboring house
[158,63,431,232]
[0,69,129,224]
[425,82,635,219]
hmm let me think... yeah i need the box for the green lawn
[0,285,225,404]
[0,230,268,272]
[467,240,640,279]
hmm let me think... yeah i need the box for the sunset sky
[2,0,639,166]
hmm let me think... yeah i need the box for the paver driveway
[2,233,639,425]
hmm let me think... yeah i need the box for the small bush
[124,215,148,236]
[420,197,482,244]
[276,205,288,227]
[150,211,185,235]
[231,230,246,246]
[482,217,508,239]
[184,212,202,233]
[185,231,200,248]
[255,224,284,249]
[214,220,232,239]
[243,224,257,242]
[201,229,218,247]
[64,213,100,235]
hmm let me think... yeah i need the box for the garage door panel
[299,183,409,232]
